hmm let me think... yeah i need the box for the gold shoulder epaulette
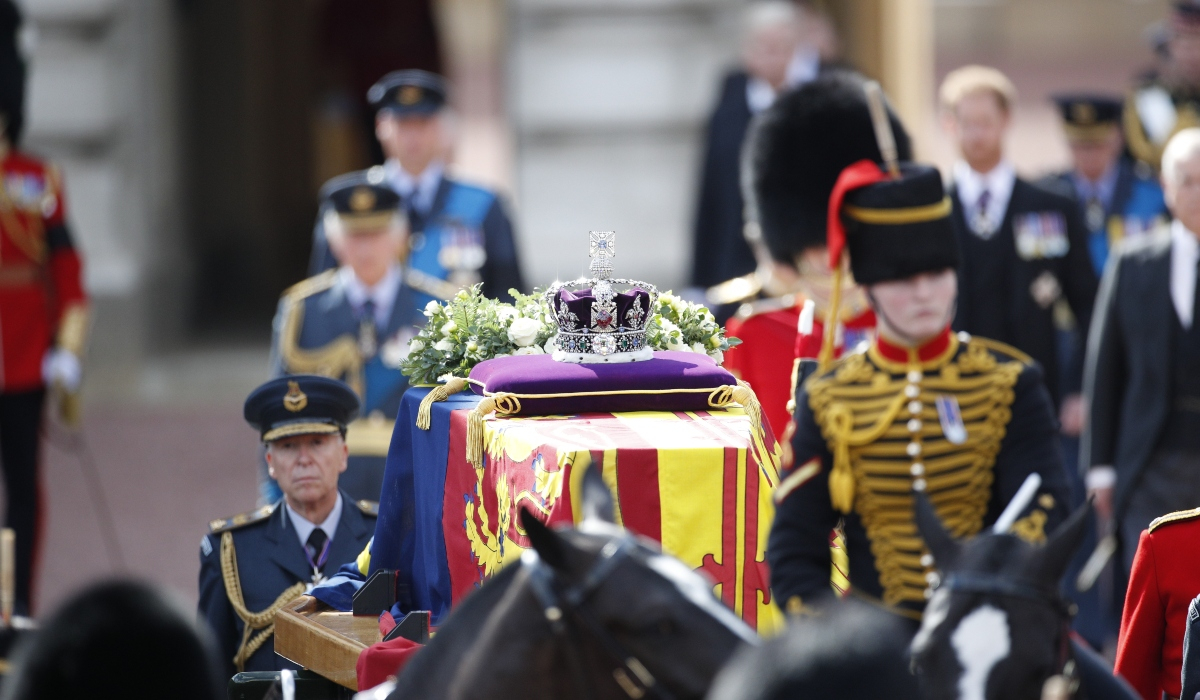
[281,269,338,303]
[963,334,1033,365]
[356,500,380,517]
[208,504,275,534]
[1149,507,1200,533]
[705,273,763,307]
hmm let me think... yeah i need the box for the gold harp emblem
[283,381,308,412]
[349,187,376,212]
[398,85,423,106]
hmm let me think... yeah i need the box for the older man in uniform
[199,375,378,681]
[309,70,524,304]
[268,180,419,503]
[1125,1,1200,171]
[768,158,1070,622]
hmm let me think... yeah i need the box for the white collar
[953,160,1016,233]
[339,264,402,328]
[1171,219,1200,327]
[284,492,343,552]
[745,46,820,114]
[384,159,443,213]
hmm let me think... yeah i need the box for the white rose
[423,300,441,317]
[658,319,680,335]
[496,306,517,323]
[440,321,457,336]
[671,298,687,315]
[508,317,542,347]
[514,345,545,355]
[434,339,455,353]
[667,335,690,352]
[692,342,706,354]
[409,338,425,353]
[708,349,724,365]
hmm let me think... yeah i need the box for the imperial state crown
[545,231,658,363]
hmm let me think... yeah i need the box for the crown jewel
[546,232,658,363]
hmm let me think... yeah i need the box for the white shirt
[340,264,402,328]
[952,160,1016,236]
[285,492,343,553]
[744,46,821,115]
[1171,219,1200,328]
[384,159,443,215]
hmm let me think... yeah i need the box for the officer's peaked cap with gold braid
[243,375,360,443]
[839,163,958,286]
[368,69,447,117]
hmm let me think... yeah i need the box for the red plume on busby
[745,69,912,266]
[0,0,26,146]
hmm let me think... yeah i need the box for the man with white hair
[690,1,831,303]
[1084,126,1200,577]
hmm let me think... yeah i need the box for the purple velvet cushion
[467,351,737,415]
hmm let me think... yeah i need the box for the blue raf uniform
[197,376,379,680]
[1040,95,1168,275]
[269,182,420,502]
[308,70,524,304]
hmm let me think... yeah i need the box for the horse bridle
[942,572,1080,698]
[523,537,676,700]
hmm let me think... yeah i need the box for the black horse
[910,495,1137,700]
[385,468,757,699]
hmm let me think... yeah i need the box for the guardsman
[767,159,1070,623]
[723,71,899,437]
[1042,94,1168,275]
[309,70,524,304]
[1125,1,1200,170]
[268,181,420,503]
[0,0,87,616]
[198,376,378,681]
[1114,508,1200,700]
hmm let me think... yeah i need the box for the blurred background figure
[1125,1,1200,171]
[0,579,222,700]
[690,0,829,318]
[308,70,524,304]
[0,0,88,618]
[267,181,418,503]
[940,65,1097,424]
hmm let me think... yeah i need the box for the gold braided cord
[220,532,307,672]
[416,376,472,430]
[842,197,952,226]
[278,294,365,398]
[816,263,844,373]
[806,338,1023,606]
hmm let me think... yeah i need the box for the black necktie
[306,528,329,573]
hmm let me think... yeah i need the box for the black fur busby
[0,0,25,145]
[842,163,959,285]
[746,69,912,266]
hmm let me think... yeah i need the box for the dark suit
[197,495,377,681]
[690,71,756,289]
[309,173,524,303]
[951,177,1099,407]
[268,270,420,501]
[1082,229,1196,568]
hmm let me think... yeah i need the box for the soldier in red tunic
[1114,509,1200,700]
[722,71,907,438]
[0,1,87,614]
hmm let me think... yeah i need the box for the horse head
[392,465,756,700]
[909,494,1091,700]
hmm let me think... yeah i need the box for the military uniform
[0,2,87,615]
[198,375,379,680]
[1041,95,1168,275]
[308,71,524,303]
[269,182,419,502]
[768,162,1070,622]
[1114,509,1200,700]
[198,498,378,680]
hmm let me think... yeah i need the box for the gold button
[913,478,927,491]
[910,463,925,476]
[906,442,922,457]
[908,370,922,383]
[907,419,922,433]
[905,385,920,399]
[908,401,923,415]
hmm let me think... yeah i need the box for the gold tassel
[817,263,845,374]
[416,376,470,430]
[826,404,856,513]
[730,380,764,434]
[466,396,498,469]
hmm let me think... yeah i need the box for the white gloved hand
[41,348,82,392]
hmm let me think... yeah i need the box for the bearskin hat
[0,1,25,146]
[746,70,912,265]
